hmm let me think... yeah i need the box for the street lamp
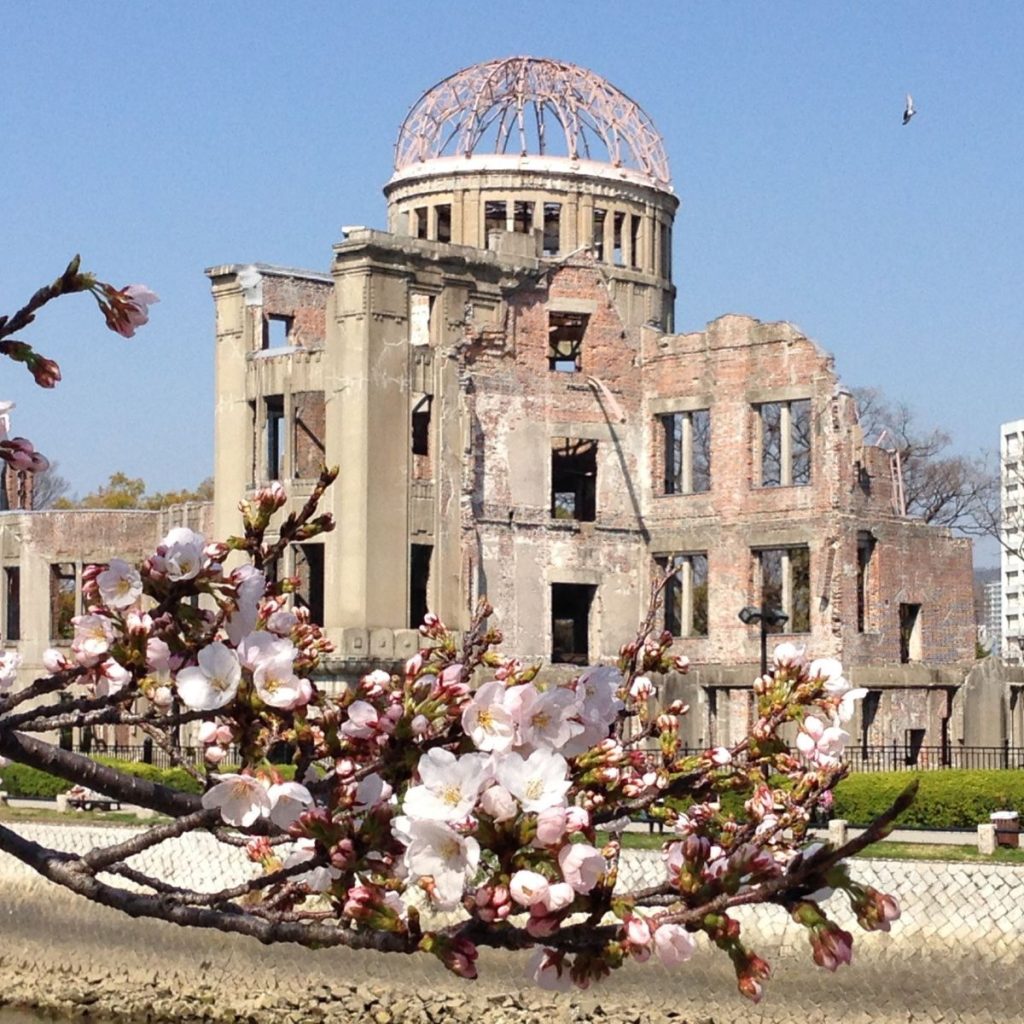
[738,605,789,677]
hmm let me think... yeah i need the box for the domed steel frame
[394,56,671,187]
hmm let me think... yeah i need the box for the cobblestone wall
[0,823,1020,1023]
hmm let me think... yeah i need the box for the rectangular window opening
[435,204,452,243]
[266,395,285,481]
[612,211,625,266]
[548,311,588,373]
[412,398,431,457]
[551,583,595,665]
[899,603,922,663]
[293,391,326,481]
[551,438,597,522]
[513,200,534,234]
[659,553,708,638]
[757,547,811,634]
[856,531,875,633]
[661,409,711,495]
[50,563,76,641]
[410,544,432,630]
[542,203,561,256]
[415,207,429,240]
[484,200,507,244]
[592,208,606,261]
[758,398,812,487]
[262,314,292,350]
[293,543,325,627]
[629,214,641,269]
[4,566,19,642]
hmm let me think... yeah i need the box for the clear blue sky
[2,2,1020,564]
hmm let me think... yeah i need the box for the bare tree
[29,461,70,508]
[853,387,991,530]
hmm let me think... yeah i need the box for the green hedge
[833,770,1024,829]
[0,758,295,800]
[0,763,71,799]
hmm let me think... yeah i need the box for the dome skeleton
[394,57,671,187]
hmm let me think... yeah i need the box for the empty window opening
[266,395,285,480]
[629,214,641,269]
[860,689,882,754]
[4,566,19,642]
[415,207,429,240]
[551,438,597,522]
[410,544,432,629]
[262,314,292,350]
[435,204,452,243]
[410,293,434,347]
[513,200,534,234]
[293,392,326,480]
[758,547,810,633]
[662,409,711,494]
[412,397,431,457]
[592,208,606,261]
[542,203,561,255]
[758,399,812,487]
[293,543,324,627]
[899,603,922,663]
[659,222,672,279]
[484,200,507,243]
[551,583,595,665]
[904,728,926,766]
[856,531,876,633]
[660,553,708,638]
[50,563,76,640]
[612,211,625,266]
[548,311,588,372]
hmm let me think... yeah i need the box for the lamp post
[738,605,789,677]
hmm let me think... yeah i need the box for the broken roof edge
[385,153,676,199]
[204,262,333,284]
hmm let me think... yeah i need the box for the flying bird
[902,94,916,125]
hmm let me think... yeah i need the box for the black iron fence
[72,741,1024,773]
[846,742,1024,772]
[71,742,237,770]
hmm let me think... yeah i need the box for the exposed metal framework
[394,57,671,187]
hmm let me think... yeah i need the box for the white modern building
[1000,419,1024,665]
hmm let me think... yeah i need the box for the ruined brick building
[1,58,1017,758]
[202,57,1017,758]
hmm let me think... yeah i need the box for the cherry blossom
[461,679,516,752]
[495,748,571,813]
[201,773,271,827]
[403,748,489,822]
[400,818,481,909]
[267,781,314,829]
[796,715,850,767]
[653,923,696,966]
[175,641,241,711]
[558,842,605,893]
[0,651,20,691]
[96,558,142,610]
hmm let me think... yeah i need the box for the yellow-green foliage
[833,770,1024,828]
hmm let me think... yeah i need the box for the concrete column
[780,402,793,486]
[978,823,997,855]
[828,818,849,847]
[681,412,693,493]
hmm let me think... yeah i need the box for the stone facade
[202,58,1019,754]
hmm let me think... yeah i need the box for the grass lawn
[0,805,166,827]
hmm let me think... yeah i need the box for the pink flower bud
[205,745,227,765]
[42,648,69,673]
